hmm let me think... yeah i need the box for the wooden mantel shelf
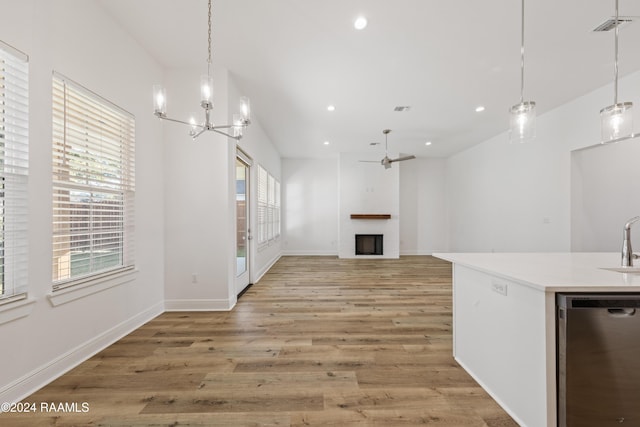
[350,214,391,220]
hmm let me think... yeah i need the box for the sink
[600,267,640,274]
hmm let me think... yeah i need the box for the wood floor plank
[0,256,517,426]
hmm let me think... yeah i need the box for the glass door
[235,154,251,295]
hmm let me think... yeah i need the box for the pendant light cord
[520,0,525,104]
[207,0,212,77]
[614,0,619,105]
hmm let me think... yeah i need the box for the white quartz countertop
[433,252,640,292]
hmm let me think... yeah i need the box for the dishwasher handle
[608,308,637,317]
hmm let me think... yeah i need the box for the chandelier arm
[211,124,244,130]
[191,127,209,140]
[212,128,242,140]
[155,114,200,128]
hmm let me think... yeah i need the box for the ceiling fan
[361,129,416,169]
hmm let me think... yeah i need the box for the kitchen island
[432,252,640,427]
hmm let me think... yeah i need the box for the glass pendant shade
[189,113,198,137]
[200,74,214,107]
[600,102,634,143]
[509,101,536,143]
[240,96,251,124]
[153,85,166,116]
[232,114,244,138]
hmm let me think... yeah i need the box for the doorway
[235,150,252,295]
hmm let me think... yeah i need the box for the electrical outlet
[491,281,508,296]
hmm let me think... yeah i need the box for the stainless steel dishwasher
[557,293,640,426]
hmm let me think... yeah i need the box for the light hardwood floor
[1,256,517,426]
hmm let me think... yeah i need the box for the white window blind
[256,164,280,247]
[274,180,281,238]
[0,41,29,302]
[257,165,268,245]
[52,73,135,290]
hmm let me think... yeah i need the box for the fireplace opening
[355,234,383,255]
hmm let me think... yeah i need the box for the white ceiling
[99,0,640,159]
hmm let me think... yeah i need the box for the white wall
[399,158,448,254]
[281,156,449,257]
[571,138,640,252]
[0,0,165,403]
[339,152,400,258]
[162,66,237,310]
[446,69,640,253]
[282,158,339,255]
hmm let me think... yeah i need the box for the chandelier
[152,0,251,140]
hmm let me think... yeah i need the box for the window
[0,41,29,303]
[52,73,135,290]
[257,165,280,247]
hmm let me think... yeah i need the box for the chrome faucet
[621,216,640,267]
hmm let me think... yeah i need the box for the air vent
[593,18,633,32]
[394,106,411,112]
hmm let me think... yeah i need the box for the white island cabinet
[433,253,640,427]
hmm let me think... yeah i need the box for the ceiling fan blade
[358,160,381,163]
[389,155,416,163]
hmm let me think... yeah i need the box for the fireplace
[355,234,383,255]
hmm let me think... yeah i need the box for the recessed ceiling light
[354,16,368,30]
[425,141,432,146]
[327,105,336,112]
[475,106,486,112]
[323,141,330,146]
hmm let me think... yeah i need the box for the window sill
[48,268,138,307]
[0,296,36,325]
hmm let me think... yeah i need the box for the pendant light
[153,0,251,140]
[509,0,536,143]
[600,0,634,143]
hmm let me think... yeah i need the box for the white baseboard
[281,250,338,256]
[0,301,164,405]
[253,252,282,283]
[164,298,234,311]
[399,250,449,256]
